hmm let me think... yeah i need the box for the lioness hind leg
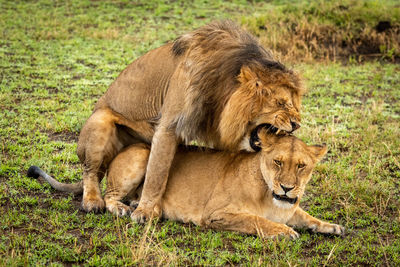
[78,108,126,213]
[104,144,150,217]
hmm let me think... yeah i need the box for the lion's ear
[239,65,257,83]
[309,145,327,162]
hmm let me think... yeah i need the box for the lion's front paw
[81,196,105,213]
[314,223,345,236]
[130,204,161,224]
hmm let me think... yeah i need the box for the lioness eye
[274,160,282,166]
[297,163,306,169]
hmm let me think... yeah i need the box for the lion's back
[102,43,179,121]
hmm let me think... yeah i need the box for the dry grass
[129,218,178,265]
[243,1,400,62]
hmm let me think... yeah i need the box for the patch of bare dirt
[48,131,79,143]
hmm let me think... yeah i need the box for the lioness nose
[280,184,294,193]
[290,121,300,131]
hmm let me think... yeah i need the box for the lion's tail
[27,166,83,195]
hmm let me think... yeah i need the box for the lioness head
[219,63,304,151]
[258,131,327,209]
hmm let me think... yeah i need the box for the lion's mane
[171,21,304,149]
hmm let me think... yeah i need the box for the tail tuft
[27,166,42,179]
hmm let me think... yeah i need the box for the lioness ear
[239,65,257,83]
[258,128,278,150]
[309,145,328,162]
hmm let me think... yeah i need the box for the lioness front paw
[81,197,105,213]
[131,204,161,224]
[288,228,300,239]
[270,225,299,240]
[313,223,345,236]
[129,200,139,209]
[280,227,300,240]
[106,201,134,217]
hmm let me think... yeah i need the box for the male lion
[28,131,344,238]
[70,21,304,222]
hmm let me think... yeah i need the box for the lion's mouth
[249,124,279,151]
[254,123,279,135]
[272,191,298,204]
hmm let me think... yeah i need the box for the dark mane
[172,37,188,56]
[172,21,288,74]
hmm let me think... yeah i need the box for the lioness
[28,132,344,238]
[72,21,305,222]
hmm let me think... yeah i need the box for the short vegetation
[1,0,399,265]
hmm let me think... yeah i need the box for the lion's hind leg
[77,108,126,213]
[77,106,154,213]
[104,144,150,217]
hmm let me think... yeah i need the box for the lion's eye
[277,100,285,107]
[274,160,282,166]
[297,163,306,169]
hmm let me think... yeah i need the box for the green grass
[1,0,399,265]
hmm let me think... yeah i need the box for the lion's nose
[290,121,300,132]
[280,184,295,193]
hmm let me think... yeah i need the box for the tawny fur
[103,132,344,238]
[74,21,305,219]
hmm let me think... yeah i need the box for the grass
[1,0,399,265]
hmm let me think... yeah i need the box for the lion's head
[218,62,304,151]
[257,131,327,209]
[171,21,304,151]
